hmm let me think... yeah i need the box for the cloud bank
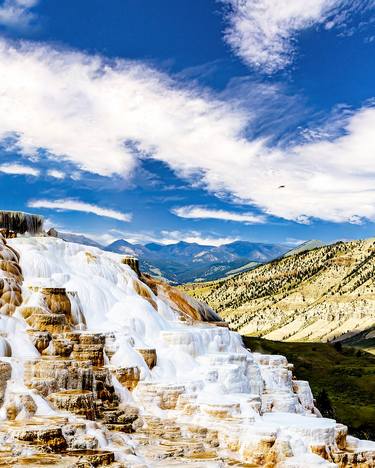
[1,39,375,224]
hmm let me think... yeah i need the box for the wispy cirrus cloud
[28,199,132,222]
[0,0,38,31]
[221,0,373,73]
[172,206,266,224]
[1,39,375,224]
[0,162,39,175]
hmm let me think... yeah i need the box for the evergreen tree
[316,389,336,419]
[333,342,343,353]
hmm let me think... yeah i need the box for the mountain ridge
[106,238,291,283]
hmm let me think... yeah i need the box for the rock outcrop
[0,210,44,236]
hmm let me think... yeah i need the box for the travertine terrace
[0,215,374,467]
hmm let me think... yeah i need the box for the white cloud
[172,206,266,223]
[91,232,119,246]
[0,162,39,175]
[107,230,152,245]
[106,229,238,247]
[0,0,38,30]
[0,39,248,178]
[28,199,132,222]
[0,39,375,224]
[221,0,370,72]
[47,169,65,179]
[42,217,61,231]
[158,230,238,246]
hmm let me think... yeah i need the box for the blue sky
[0,0,374,246]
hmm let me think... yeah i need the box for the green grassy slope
[242,337,375,440]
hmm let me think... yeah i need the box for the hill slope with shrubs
[182,238,375,352]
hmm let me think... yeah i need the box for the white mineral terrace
[0,235,374,467]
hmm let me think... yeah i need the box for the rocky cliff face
[0,231,374,467]
[182,239,375,353]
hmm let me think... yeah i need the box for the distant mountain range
[56,232,289,283]
[104,239,289,283]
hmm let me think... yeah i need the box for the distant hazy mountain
[104,239,150,258]
[56,232,104,249]
[105,239,289,283]
[225,240,287,262]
